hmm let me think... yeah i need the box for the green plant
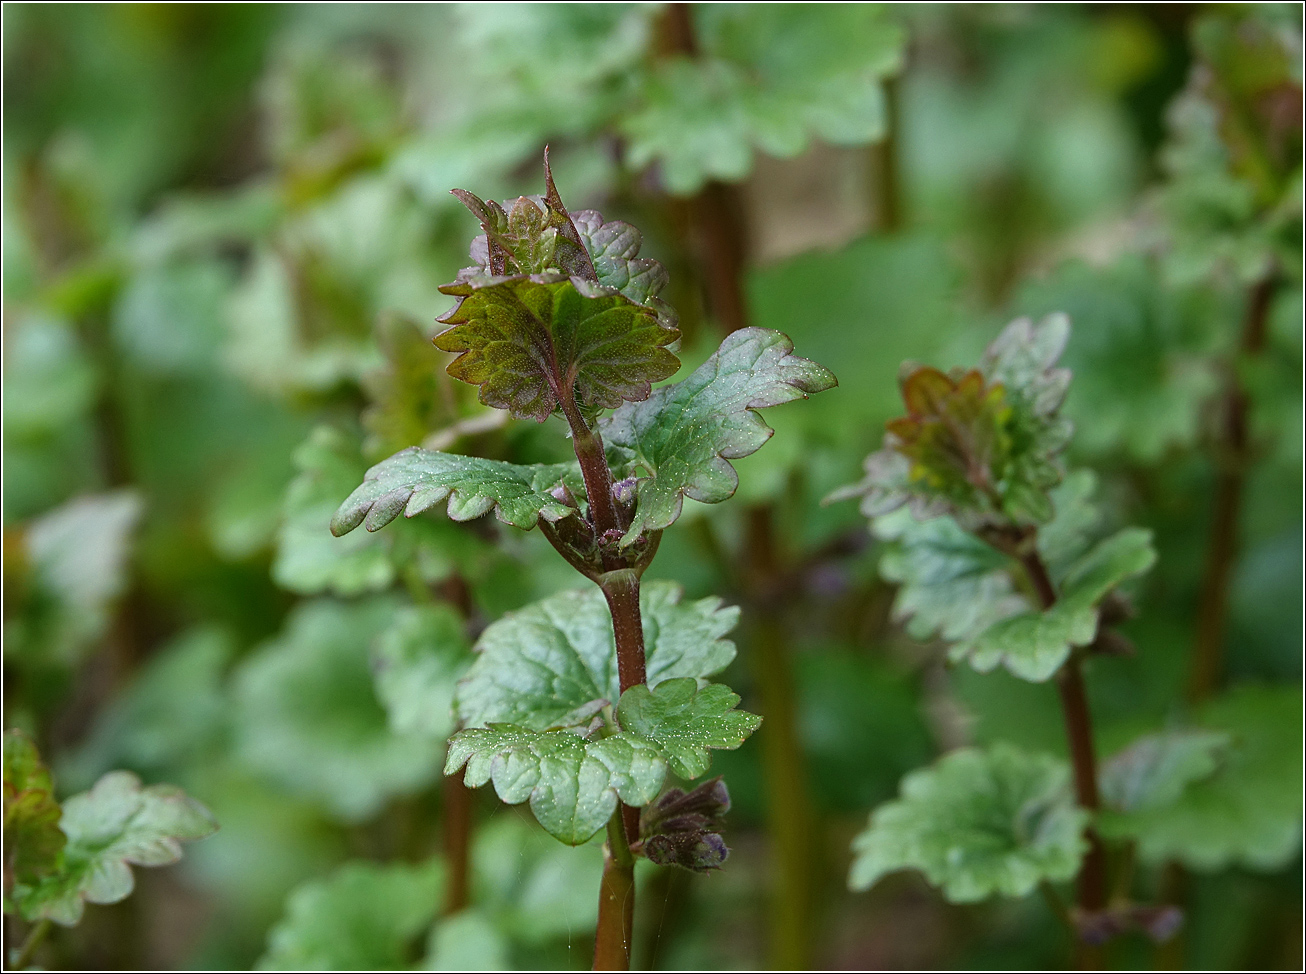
[330,154,834,968]
[3,730,216,968]
[831,309,1301,960]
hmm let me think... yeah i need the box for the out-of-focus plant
[3,730,216,968]
[831,310,1300,961]
[330,154,835,969]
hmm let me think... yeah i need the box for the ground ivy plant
[826,314,1285,955]
[2,730,216,968]
[331,152,835,969]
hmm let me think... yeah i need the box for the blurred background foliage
[2,2,1300,970]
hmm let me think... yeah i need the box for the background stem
[1019,550,1108,964]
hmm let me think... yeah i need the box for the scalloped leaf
[445,726,665,845]
[330,447,582,536]
[952,527,1157,682]
[622,4,905,194]
[455,581,739,731]
[435,276,680,420]
[1097,686,1303,871]
[11,771,216,926]
[601,328,835,544]
[848,744,1087,903]
[3,730,66,889]
[615,678,761,780]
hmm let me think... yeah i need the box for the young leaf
[832,314,1071,528]
[615,679,761,780]
[11,771,216,926]
[848,744,1087,903]
[601,327,836,544]
[445,726,666,845]
[455,581,739,731]
[232,598,444,821]
[435,277,680,420]
[259,858,444,971]
[372,604,472,741]
[330,447,581,536]
[436,160,681,419]
[1097,685,1303,871]
[3,731,66,889]
[1099,730,1230,814]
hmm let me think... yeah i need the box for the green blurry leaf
[1098,685,1303,871]
[1100,730,1229,813]
[455,581,739,730]
[445,725,665,845]
[60,628,233,789]
[615,679,761,780]
[423,908,509,972]
[601,328,835,544]
[435,277,679,421]
[361,314,465,461]
[259,858,443,971]
[468,814,603,944]
[279,427,483,596]
[2,313,97,442]
[623,4,905,194]
[330,445,581,536]
[276,427,396,596]
[233,598,444,821]
[3,730,66,889]
[112,258,232,374]
[12,771,216,926]
[1015,257,1226,462]
[5,491,142,668]
[373,603,472,741]
[848,744,1087,903]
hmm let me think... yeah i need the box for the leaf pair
[331,328,835,546]
[445,583,760,844]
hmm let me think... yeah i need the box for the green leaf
[360,313,470,462]
[1098,685,1303,871]
[601,328,836,544]
[622,5,905,194]
[232,598,444,822]
[953,527,1157,682]
[1100,730,1230,814]
[12,771,216,926]
[281,427,487,595]
[259,858,443,971]
[455,581,739,731]
[848,744,1087,903]
[5,491,142,668]
[435,276,680,421]
[423,908,510,972]
[445,725,665,844]
[872,505,1027,644]
[278,427,396,595]
[373,604,472,741]
[615,679,761,780]
[571,209,677,330]
[3,731,66,889]
[330,446,581,536]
